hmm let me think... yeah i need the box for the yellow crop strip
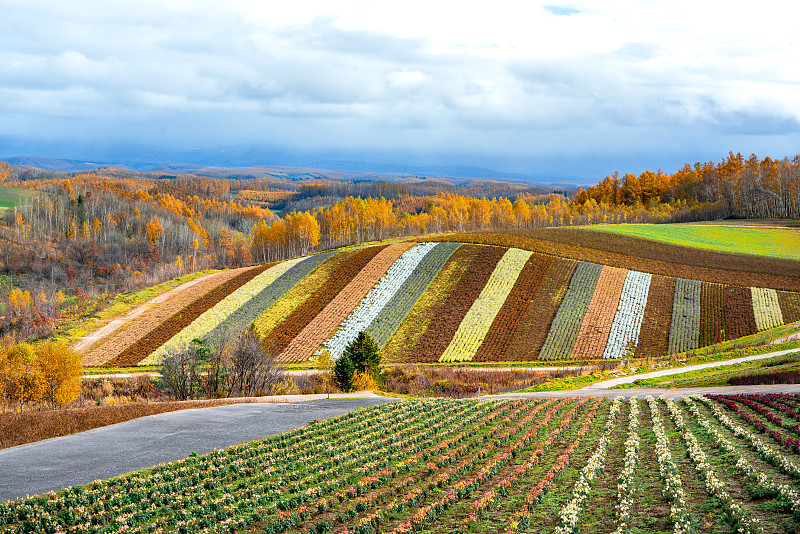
[439,248,533,362]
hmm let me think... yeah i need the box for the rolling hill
[76,233,800,367]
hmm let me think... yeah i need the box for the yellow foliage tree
[36,342,82,408]
[0,343,42,411]
[146,217,163,246]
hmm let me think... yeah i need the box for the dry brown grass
[0,398,267,450]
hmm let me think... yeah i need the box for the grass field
[587,223,800,261]
[0,184,37,211]
[3,395,800,533]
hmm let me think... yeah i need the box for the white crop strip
[602,270,652,359]
[321,242,438,359]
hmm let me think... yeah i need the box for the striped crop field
[76,236,800,367]
[6,394,800,533]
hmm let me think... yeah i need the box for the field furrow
[571,265,627,361]
[404,245,506,363]
[278,242,414,362]
[751,286,785,332]
[365,242,461,348]
[668,278,701,354]
[142,258,305,363]
[538,261,604,360]
[505,257,577,361]
[634,274,675,360]
[777,290,800,324]
[602,270,652,359]
[107,264,271,367]
[700,281,725,347]
[439,247,534,362]
[80,268,244,366]
[323,243,438,359]
[259,246,385,356]
[205,251,337,342]
[473,253,554,362]
[380,245,476,363]
[724,285,758,341]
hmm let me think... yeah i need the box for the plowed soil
[426,230,800,291]
[473,253,554,361]
[724,286,757,340]
[634,275,675,359]
[571,266,628,360]
[277,242,413,362]
[81,269,246,366]
[777,290,800,324]
[409,245,506,362]
[104,264,271,367]
[700,282,725,347]
[505,257,578,361]
[380,245,471,363]
[261,246,386,357]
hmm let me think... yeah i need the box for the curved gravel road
[0,396,396,503]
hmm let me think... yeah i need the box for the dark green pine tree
[343,331,381,377]
[333,353,355,392]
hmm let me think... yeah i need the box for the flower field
[6,394,800,533]
[76,238,800,366]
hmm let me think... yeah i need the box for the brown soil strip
[777,290,800,324]
[104,264,271,367]
[724,286,757,341]
[425,230,800,292]
[505,257,578,361]
[277,242,414,363]
[474,253,554,361]
[634,275,676,359]
[571,265,628,360]
[81,269,246,366]
[381,246,468,363]
[0,398,269,450]
[260,246,384,356]
[408,245,506,363]
[700,282,726,347]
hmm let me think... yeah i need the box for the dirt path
[71,272,223,353]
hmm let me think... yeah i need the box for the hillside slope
[77,236,800,366]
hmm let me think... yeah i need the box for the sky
[2,1,799,183]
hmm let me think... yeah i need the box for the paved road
[0,396,396,503]
[583,348,800,389]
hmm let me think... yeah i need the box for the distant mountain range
[2,156,585,189]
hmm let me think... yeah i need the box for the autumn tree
[36,341,82,408]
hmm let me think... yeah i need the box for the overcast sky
[2,1,799,182]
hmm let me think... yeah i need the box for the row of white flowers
[553,396,624,534]
[667,279,702,354]
[439,247,533,362]
[667,397,760,534]
[143,256,306,364]
[322,242,438,359]
[646,395,691,534]
[602,271,652,359]
[694,396,800,479]
[751,287,785,332]
[688,396,800,513]
[610,397,640,534]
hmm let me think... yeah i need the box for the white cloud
[1,0,798,176]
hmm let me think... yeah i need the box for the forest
[0,151,795,343]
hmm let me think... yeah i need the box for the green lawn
[0,184,38,211]
[586,223,800,260]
